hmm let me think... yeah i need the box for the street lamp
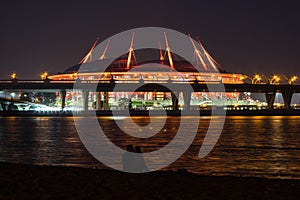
[11,73,16,79]
[288,75,298,84]
[40,72,48,80]
[269,75,281,84]
[251,74,262,84]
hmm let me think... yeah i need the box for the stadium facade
[46,35,258,111]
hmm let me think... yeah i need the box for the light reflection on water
[0,116,300,179]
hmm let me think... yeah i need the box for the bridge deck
[1,80,300,93]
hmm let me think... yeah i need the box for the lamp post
[10,73,18,84]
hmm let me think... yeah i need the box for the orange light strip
[126,32,135,70]
[159,42,164,62]
[49,71,246,84]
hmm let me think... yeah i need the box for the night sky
[0,0,299,79]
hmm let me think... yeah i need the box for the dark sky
[0,0,299,79]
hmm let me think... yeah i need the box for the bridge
[1,79,299,111]
[2,32,299,112]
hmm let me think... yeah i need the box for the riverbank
[1,109,300,116]
[1,163,300,199]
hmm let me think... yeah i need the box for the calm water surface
[0,116,300,179]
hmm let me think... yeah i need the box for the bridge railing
[2,78,298,86]
[49,80,76,84]
[0,80,13,84]
[17,80,44,84]
[0,79,224,85]
[0,80,76,84]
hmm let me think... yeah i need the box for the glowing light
[11,73,16,79]
[40,72,48,80]
[69,72,78,79]
[257,103,262,107]
[252,74,262,84]
[126,32,136,70]
[288,75,298,84]
[159,42,164,62]
[270,75,280,84]
[275,103,281,108]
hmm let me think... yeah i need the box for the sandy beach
[1,162,300,199]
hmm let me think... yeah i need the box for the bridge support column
[96,92,102,110]
[265,92,276,110]
[282,91,293,110]
[171,92,179,110]
[1,102,6,111]
[183,91,191,110]
[103,91,109,110]
[83,90,89,111]
[60,90,66,110]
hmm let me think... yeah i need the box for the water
[0,116,300,179]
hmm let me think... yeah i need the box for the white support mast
[196,37,222,72]
[164,32,174,70]
[99,39,110,60]
[126,32,136,70]
[79,38,99,64]
[188,34,208,71]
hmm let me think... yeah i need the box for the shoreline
[1,109,300,117]
[1,162,300,199]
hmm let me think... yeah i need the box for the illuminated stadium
[46,33,255,111]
